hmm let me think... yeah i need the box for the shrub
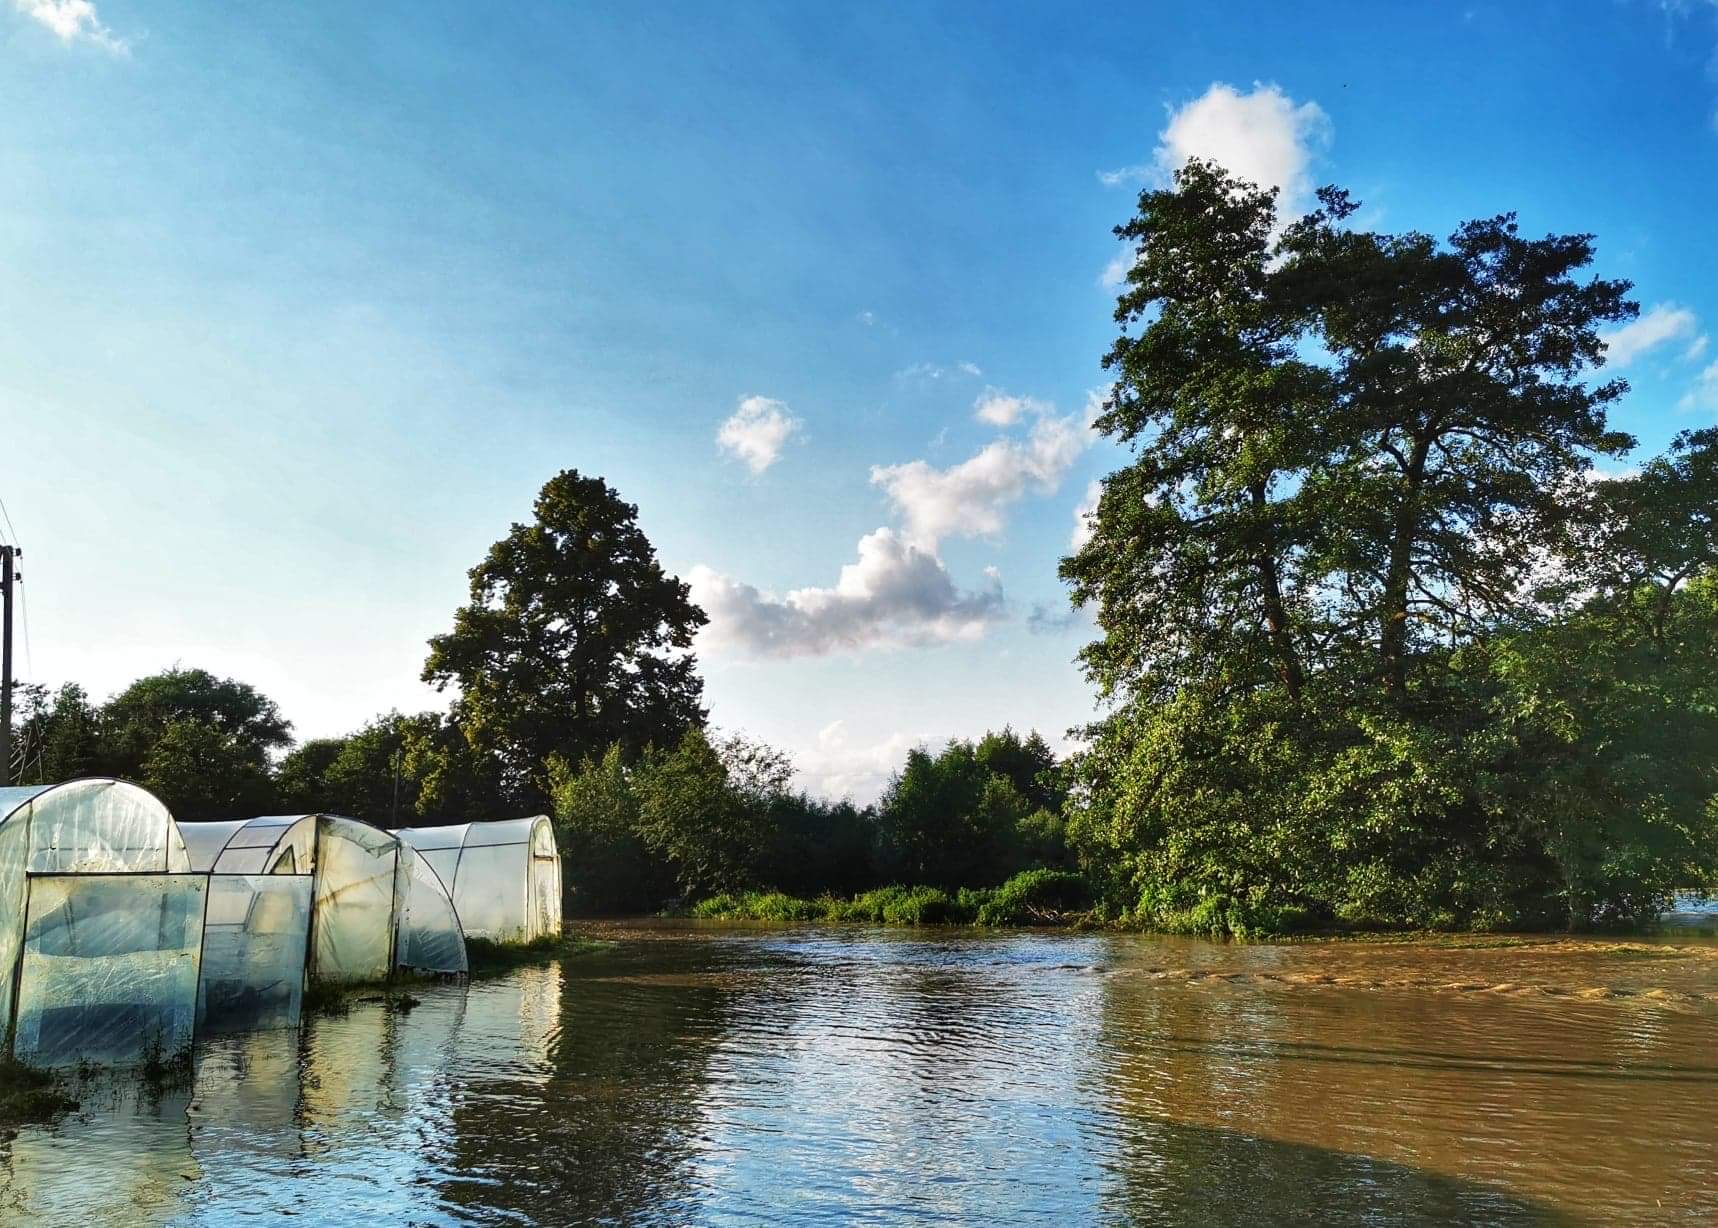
[976,869,1091,926]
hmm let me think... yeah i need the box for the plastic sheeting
[397,817,561,944]
[198,874,312,1034]
[311,818,399,985]
[393,846,468,975]
[1,779,198,1062]
[13,874,207,1067]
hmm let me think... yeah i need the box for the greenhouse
[397,816,561,944]
[183,813,466,1034]
[0,779,204,1068]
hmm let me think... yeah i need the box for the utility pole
[0,546,16,788]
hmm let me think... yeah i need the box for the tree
[12,683,103,784]
[275,711,510,824]
[142,719,278,822]
[1067,160,1636,706]
[1058,161,1702,933]
[633,729,775,899]
[424,471,708,807]
[102,667,292,779]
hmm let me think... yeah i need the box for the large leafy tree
[101,666,292,778]
[1067,159,1636,706]
[1058,161,1713,932]
[424,470,708,806]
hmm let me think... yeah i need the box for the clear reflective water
[4,922,1716,1225]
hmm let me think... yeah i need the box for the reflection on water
[2,924,1715,1224]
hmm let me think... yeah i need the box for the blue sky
[3,1,1716,799]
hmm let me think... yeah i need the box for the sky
[3,1,1717,802]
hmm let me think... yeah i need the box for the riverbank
[684,869,1092,928]
[674,873,1718,939]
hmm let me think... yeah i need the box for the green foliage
[11,682,103,784]
[103,667,292,777]
[634,730,777,899]
[974,869,1091,926]
[140,717,278,822]
[1058,160,1716,935]
[550,743,667,914]
[875,733,1068,889]
[423,469,708,808]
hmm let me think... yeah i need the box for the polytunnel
[0,779,204,1067]
[183,814,466,1034]
[397,816,561,944]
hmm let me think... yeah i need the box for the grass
[687,870,1094,929]
[0,1057,78,1128]
[465,932,617,975]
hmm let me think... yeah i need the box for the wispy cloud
[1679,360,1718,413]
[716,395,802,475]
[13,0,128,54]
[1600,302,1703,367]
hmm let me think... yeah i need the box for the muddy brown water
[2,920,1715,1225]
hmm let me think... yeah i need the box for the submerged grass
[0,1057,78,1127]
[687,870,1094,929]
[465,932,616,975]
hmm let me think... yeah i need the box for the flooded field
[3,921,1716,1225]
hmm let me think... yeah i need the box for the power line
[0,494,15,548]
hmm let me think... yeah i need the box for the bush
[975,869,1091,926]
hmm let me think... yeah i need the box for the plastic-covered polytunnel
[397,816,561,944]
[0,779,204,1067]
[182,814,466,1034]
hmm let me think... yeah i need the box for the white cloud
[1070,479,1102,550]
[857,310,876,326]
[689,528,1005,659]
[796,721,924,803]
[1153,82,1332,216]
[1599,302,1701,367]
[871,412,1087,547]
[957,361,983,377]
[716,395,801,475]
[896,361,982,383]
[971,387,1049,427]
[1097,83,1328,290]
[13,0,126,52]
[1679,360,1718,414]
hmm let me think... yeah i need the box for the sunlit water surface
[4,920,1717,1225]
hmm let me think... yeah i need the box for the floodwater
[4,922,1717,1226]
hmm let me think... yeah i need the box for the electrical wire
[0,493,16,547]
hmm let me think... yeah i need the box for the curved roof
[183,813,400,874]
[396,815,555,852]
[0,778,190,872]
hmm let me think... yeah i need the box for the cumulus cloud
[716,395,801,475]
[13,0,126,52]
[688,528,1005,659]
[1679,360,1718,414]
[1099,82,1329,288]
[1600,303,1702,367]
[870,412,1087,548]
[972,387,1049,427]
[1153,82,1332,214]
[796,721,924,803]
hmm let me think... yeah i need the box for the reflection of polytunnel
[398,817,561,944]
[0,779,204,1067]
[183,814,466,1033]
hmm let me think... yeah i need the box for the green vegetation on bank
[465,933,616,974]
[688,870,1093,928]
